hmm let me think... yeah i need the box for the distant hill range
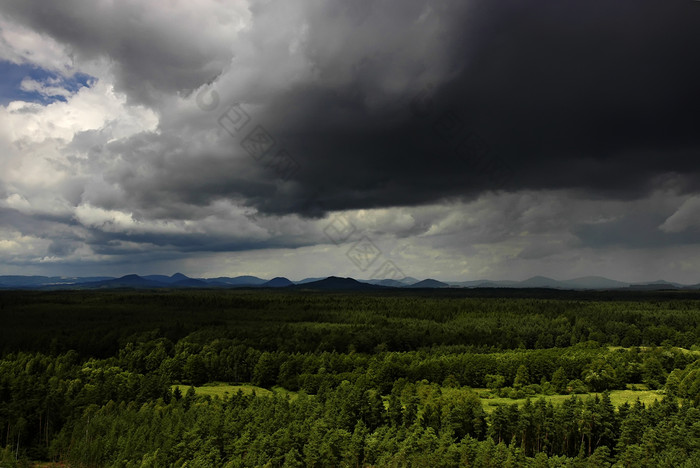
[446,276,633,290]
[0,273,696,291]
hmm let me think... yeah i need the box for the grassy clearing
[179,382,663,413]
[607,345,700,355]
[606,389,665,407]
[474,388,664,413]
[172,383,297,400]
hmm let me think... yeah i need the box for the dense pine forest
[0,289,699,467]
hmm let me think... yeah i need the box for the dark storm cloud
[4,0,698,218]
[82,223,310,255]
[255,0,700,215]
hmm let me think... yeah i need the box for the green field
[179,382,663,415]
[410,382,665,414]
[173,382,297,400]
[474,388,664,413]
[608,345,700,355]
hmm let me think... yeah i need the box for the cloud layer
[0,0,699,281]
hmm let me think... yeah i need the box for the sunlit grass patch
[172,383,297,400]
[472,387,665,413]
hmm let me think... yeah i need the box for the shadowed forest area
[0,289,699,467]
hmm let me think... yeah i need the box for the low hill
[82,274,166,289]
[363,278,406,287]
[627,280,682,291]
[560,276,629,290]
[262,277,294,288]
[518,276,561,288]
[171,277,210,288]
[295,277,327,284]
[290,276,383,291]
[202,276,267,286]
[409,278,450,288]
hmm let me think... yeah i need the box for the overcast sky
[0,0,699,282]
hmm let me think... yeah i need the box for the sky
[0,0,699,283]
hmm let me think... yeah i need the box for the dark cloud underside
[3,0,698,217]
[262,0,700,215]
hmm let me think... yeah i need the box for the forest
[0,289,698,467]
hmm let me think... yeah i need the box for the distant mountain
[449,276,628,290]
[399,277,420,285]
[409,278,450,288]
[484,280,520,287]
[290,276,383,290]
[445,276,629,290]
[142,274,174,283]
[295,277,327,284]
[646,280,683,288]
[447,279,519,288]
[560,276,629,290]
[78,274,210,289]
[262,277,294,288]
[362,278,406,288]
[202,276,267,286]
[143,273,192,284]
[627,280,682,291]
[0,273,696,291]
[466,276,630,290]
[517,276,561,288]
[83,274,166,289]
[171,278,210,288]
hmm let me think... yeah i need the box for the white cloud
[0,229,51,258]
[2,78,157,143]
[19,77,74,98]
[0,71,158,223]
[0,14,74,73]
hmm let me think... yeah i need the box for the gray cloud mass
[0,0,699,281]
